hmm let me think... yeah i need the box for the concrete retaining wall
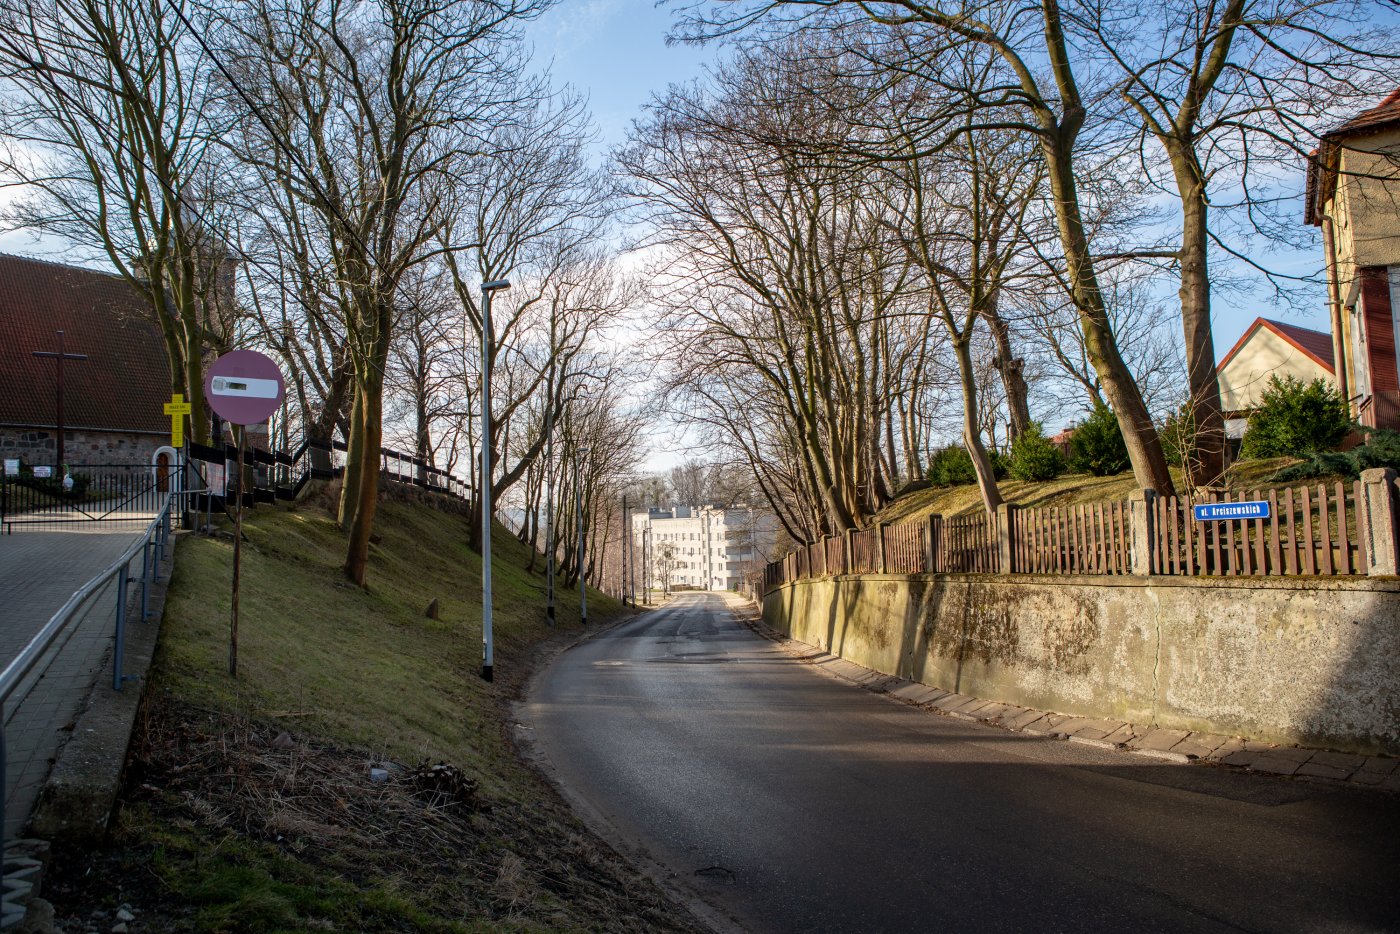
[763,573,1400,755]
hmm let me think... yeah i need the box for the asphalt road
[521,592,1400,934]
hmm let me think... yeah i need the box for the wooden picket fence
[1010,501,1133,575]
[940,512,1000,573]
[1148,484,1362,577]
[762,481,1376,592]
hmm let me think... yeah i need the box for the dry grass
[47,486,701,933]
[876,457,1307,525]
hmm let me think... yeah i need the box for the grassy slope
[48,487,694,934]
[876,457,1312,525]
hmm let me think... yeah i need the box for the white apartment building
[632,505,777,591]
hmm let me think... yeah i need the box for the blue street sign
[1192,501,1270,521]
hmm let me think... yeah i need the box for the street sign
[205,350,285,426]
[32,466,51,478]
[1193,501,1270,521]
[164,393,192,447]
[3,459,17,477]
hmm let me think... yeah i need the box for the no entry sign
[205,350,285,426]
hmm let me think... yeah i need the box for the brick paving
[0,522,152,838]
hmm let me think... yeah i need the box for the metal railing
[0,490,175,865]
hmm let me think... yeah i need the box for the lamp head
[482,279,512,292]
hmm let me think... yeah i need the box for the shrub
[1008,422,1065,481]
[1269,428,1400,482]
[1068,403,1131,476]
[927,445,976,487]
[1240,376,1351,459]
[1353,428,1400,472]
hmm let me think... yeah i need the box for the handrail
[0,490,176,861]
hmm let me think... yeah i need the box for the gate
[0,463,163,532]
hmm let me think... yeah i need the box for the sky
[0,2,1348,467]
[524,1,715,153]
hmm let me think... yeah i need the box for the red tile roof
[0,254,171,434]
[1324,87,1400,141]
[1218,317,1334,375]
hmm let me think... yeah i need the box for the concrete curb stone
[743,614,1398,794]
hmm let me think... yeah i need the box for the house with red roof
[1216,317,1335,441]
[0,254,173,469]
[1307,86,1400,430]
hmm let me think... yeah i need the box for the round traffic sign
[205,350,285,425]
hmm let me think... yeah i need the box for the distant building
[1216,317,1336,440]
[0,254,171,468]
[1307,86,1400,429]
[632,505,778,591]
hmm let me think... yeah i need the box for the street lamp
[575,444,591,625]
[478,278,510,683]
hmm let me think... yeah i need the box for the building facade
[1216,317,1336,441]
[1307,87,1400,429]
[632,505,777,592]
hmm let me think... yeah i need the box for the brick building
[0,254,171,469]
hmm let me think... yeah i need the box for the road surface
[522,592,1400,933]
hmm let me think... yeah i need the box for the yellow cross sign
[164,393,192,447]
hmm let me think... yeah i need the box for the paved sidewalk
[0,523,150,838]
[733,599,1400,794]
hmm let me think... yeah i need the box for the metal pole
[621,495,629,607]
[114,556,129,691]
[576,452,586,626]
[545,397,555,626]
[141,537,151,621]
[479,279,509,682]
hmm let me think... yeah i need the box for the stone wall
[0,428,164,468]
[764,573,1400,755]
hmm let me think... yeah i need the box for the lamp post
[544,393,556,625]
[478,278,510,683]
[575,444,590,626]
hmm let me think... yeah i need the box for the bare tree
[0,0,232,443]
[217,0,545,584]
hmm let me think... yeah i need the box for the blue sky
[524,1,715,152]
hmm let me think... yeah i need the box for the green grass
[49,487,693,933]
[156,495,615,797]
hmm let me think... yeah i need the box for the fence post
[843,528,855,575]
[876,522,888,573]
[113,556,129,691]
[1129,489,1157,576]
[925,514,942,573]
[997,504,1017,574]
[1360,468,1400,575]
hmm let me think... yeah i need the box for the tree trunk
[1042,130,1175,496]
[1174,158,1227,487]
[953,336,1004,514]
[339,387,366,532]
[984,305,1031,442]
[343,370,384,586]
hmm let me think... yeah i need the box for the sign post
[205,351,285,679]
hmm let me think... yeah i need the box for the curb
[740,614,1400,794]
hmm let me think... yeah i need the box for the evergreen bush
[927,444,976,487]
[1240,376,1351,459]
[1008,422,1065,482]
[1068,403,1131,476]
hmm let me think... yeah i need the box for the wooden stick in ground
[231,425,244,678]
